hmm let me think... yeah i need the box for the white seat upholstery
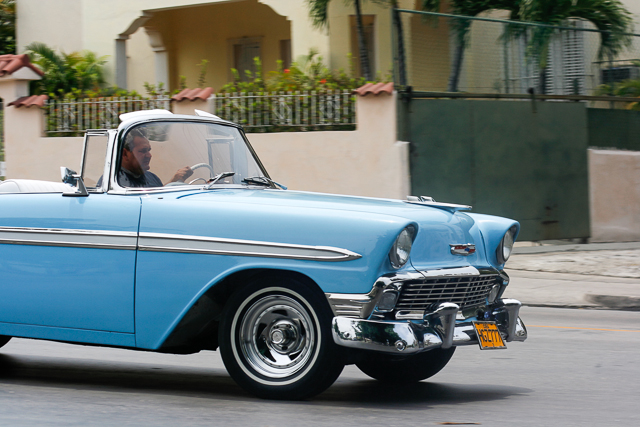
[0,179,73,194]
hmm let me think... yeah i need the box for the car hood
[177,188,450,216]
[140,188,518,272]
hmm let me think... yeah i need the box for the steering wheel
[190,163,215,178]
[164,163,216,186]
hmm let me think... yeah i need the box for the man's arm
[169,167,194,183]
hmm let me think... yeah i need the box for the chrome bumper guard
[331,298,527,354]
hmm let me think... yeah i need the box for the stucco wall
[589,149,640,242]
[145,1,291,91]
[2,93,409,201]
[250,93,409,199]
[5,136,84,181]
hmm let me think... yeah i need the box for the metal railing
[211,90,356,132]
[44,91,357,136]
[45,96,171,135]
[393,9,640,104]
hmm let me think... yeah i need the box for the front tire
[356,347,455,383]
[219,276,344,400]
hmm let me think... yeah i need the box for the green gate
[401,98,590,241]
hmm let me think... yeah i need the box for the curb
[513,241,640,255]
[584,294,640,311]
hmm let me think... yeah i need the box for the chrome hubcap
[238,295,315,378]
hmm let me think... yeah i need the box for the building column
[115,12,153,91]
[145,28,169,90]
[115,36,129,90]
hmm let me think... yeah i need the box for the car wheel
[356,347,456,383]
[219,276,345,400]
[0,336,11,349]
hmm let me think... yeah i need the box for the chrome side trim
[0,226,362,261]
[139,232,362,261]
[0,226,137,250]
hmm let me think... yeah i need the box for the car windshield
[116,120,267,189]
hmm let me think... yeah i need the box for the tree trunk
[538,68,547,95]
[392,5,407,86]
[354,0,372,81]
[448,34,465,92]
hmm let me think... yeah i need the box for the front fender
[465,213,520,269]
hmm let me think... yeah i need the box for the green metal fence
[393,9,640,102]
[403,98,590,241]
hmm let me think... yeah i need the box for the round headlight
[389,226,415,269]
[497,225,518,264]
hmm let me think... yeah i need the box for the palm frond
[307,0,331,28]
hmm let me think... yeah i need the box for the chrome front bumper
[331,298,527,354]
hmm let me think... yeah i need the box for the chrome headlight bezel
[389,225,416,269]
[496,225,518,265]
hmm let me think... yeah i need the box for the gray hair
[123,128,147,151]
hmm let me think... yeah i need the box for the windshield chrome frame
[107,116,273,195]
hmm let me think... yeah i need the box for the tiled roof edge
[353,82,394,96]
[8,94,49,108]
[0,54,44,77]
[171,87,214,101]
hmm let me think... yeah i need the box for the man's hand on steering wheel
[170,166,194,183]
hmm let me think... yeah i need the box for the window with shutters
[504,21,589,95]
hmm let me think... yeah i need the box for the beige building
[15,0,640,96]
[15,0,419,94]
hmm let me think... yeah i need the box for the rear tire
[219,275,344,400]
[356,347,455,383]
[0,336,11,349]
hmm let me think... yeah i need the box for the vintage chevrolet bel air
[0,109,527,399]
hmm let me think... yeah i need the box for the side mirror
[60,167,88,197]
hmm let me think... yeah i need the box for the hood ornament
[406,196,472,212]
[450,243,476,256]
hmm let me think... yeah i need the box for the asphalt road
[1,306,639,426]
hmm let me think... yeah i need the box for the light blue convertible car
[0,110,526,399]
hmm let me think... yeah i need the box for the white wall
[2,92,410,201]
[250,93,409,199]
[589,148,640,242]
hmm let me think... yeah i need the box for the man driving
[118,130,193,188]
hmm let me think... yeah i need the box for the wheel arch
[158,267,325,352]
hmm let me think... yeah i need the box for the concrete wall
[250,93,409,199]
[2,92,409,201]
[589,149,640,243]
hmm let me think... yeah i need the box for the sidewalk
[504,242,640,310]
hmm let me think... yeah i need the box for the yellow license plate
[473,321,506,350]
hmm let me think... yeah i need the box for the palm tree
[25,42,107,96]
[307,0,374,81]
[519,0,633,94]
[420,0,633,93]
[420,0,522,92]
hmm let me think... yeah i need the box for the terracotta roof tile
[8,94,48,108]
[353,82,394,96]
[171,87,214,102]
[0,54,44,77]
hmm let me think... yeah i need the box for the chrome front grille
[396,275,499,310]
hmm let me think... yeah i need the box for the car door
[0,131,140,335]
